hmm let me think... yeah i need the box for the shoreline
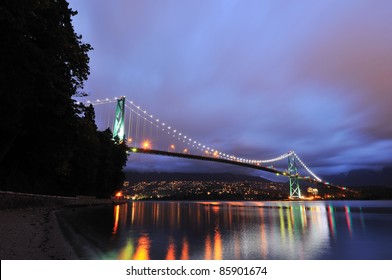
[0,191,111,260]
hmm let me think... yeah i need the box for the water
[57,200,392,259]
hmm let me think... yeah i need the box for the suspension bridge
[79,96,345,198]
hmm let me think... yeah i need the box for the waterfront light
[142,140,151,149]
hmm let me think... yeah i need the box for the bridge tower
[113,96,125,142]
[288,152,301,198]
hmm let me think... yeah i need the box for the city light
[142,140,151,149]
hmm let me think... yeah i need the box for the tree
[0,0,127,196]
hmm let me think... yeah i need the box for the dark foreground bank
[0,191,111,259]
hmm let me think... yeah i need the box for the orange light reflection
[204,234,212,260]
[180,238,189,260]
[113,205,120,234]
[214,229,222,260]
[133,235,151,260]
[165,238,176,260]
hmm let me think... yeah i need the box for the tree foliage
[0,0,127,197]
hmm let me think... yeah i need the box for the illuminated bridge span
[79,96,345,198]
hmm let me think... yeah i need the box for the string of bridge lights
[125,99,238,160]
[125,99,297,165]
[293,152,322,182]
[79,97,323,182]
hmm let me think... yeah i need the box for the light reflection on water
[59,200,392,260]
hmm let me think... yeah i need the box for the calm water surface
[57,200,392,259]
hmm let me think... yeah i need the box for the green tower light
[288,152,301,198]
[113,96,125,142]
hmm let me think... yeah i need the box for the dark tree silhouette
[0,0,127,197]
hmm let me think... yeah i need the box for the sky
[68,0,392,180]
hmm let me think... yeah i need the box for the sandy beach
[0,207,77,259]
[0,191,111,260]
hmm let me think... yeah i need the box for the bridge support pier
[288,152,301,198]
[113,96,125,142]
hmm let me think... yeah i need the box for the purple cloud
[69,0,392,179]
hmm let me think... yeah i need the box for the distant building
[307,187,318,196]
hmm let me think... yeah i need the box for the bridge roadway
[127,147,341,190]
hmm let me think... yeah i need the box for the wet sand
[0,192,111,260]
[0,207,77,259]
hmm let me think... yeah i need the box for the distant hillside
[125,165,392,187]
[125,172,272,183]
[123,171,392,199]
[324,166,392,187]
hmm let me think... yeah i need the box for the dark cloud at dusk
[69,0,392,179]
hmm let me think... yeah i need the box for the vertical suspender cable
[136,110,140,146]
[129,105,135,145]
[127,106,132,144]
[142,112,146,142]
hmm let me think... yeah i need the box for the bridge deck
[129,147,284,173]
[127,147,341,190]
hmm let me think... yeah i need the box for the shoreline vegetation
[0,1,128,259]
[0,191,111,260]
[1,0,128,201]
